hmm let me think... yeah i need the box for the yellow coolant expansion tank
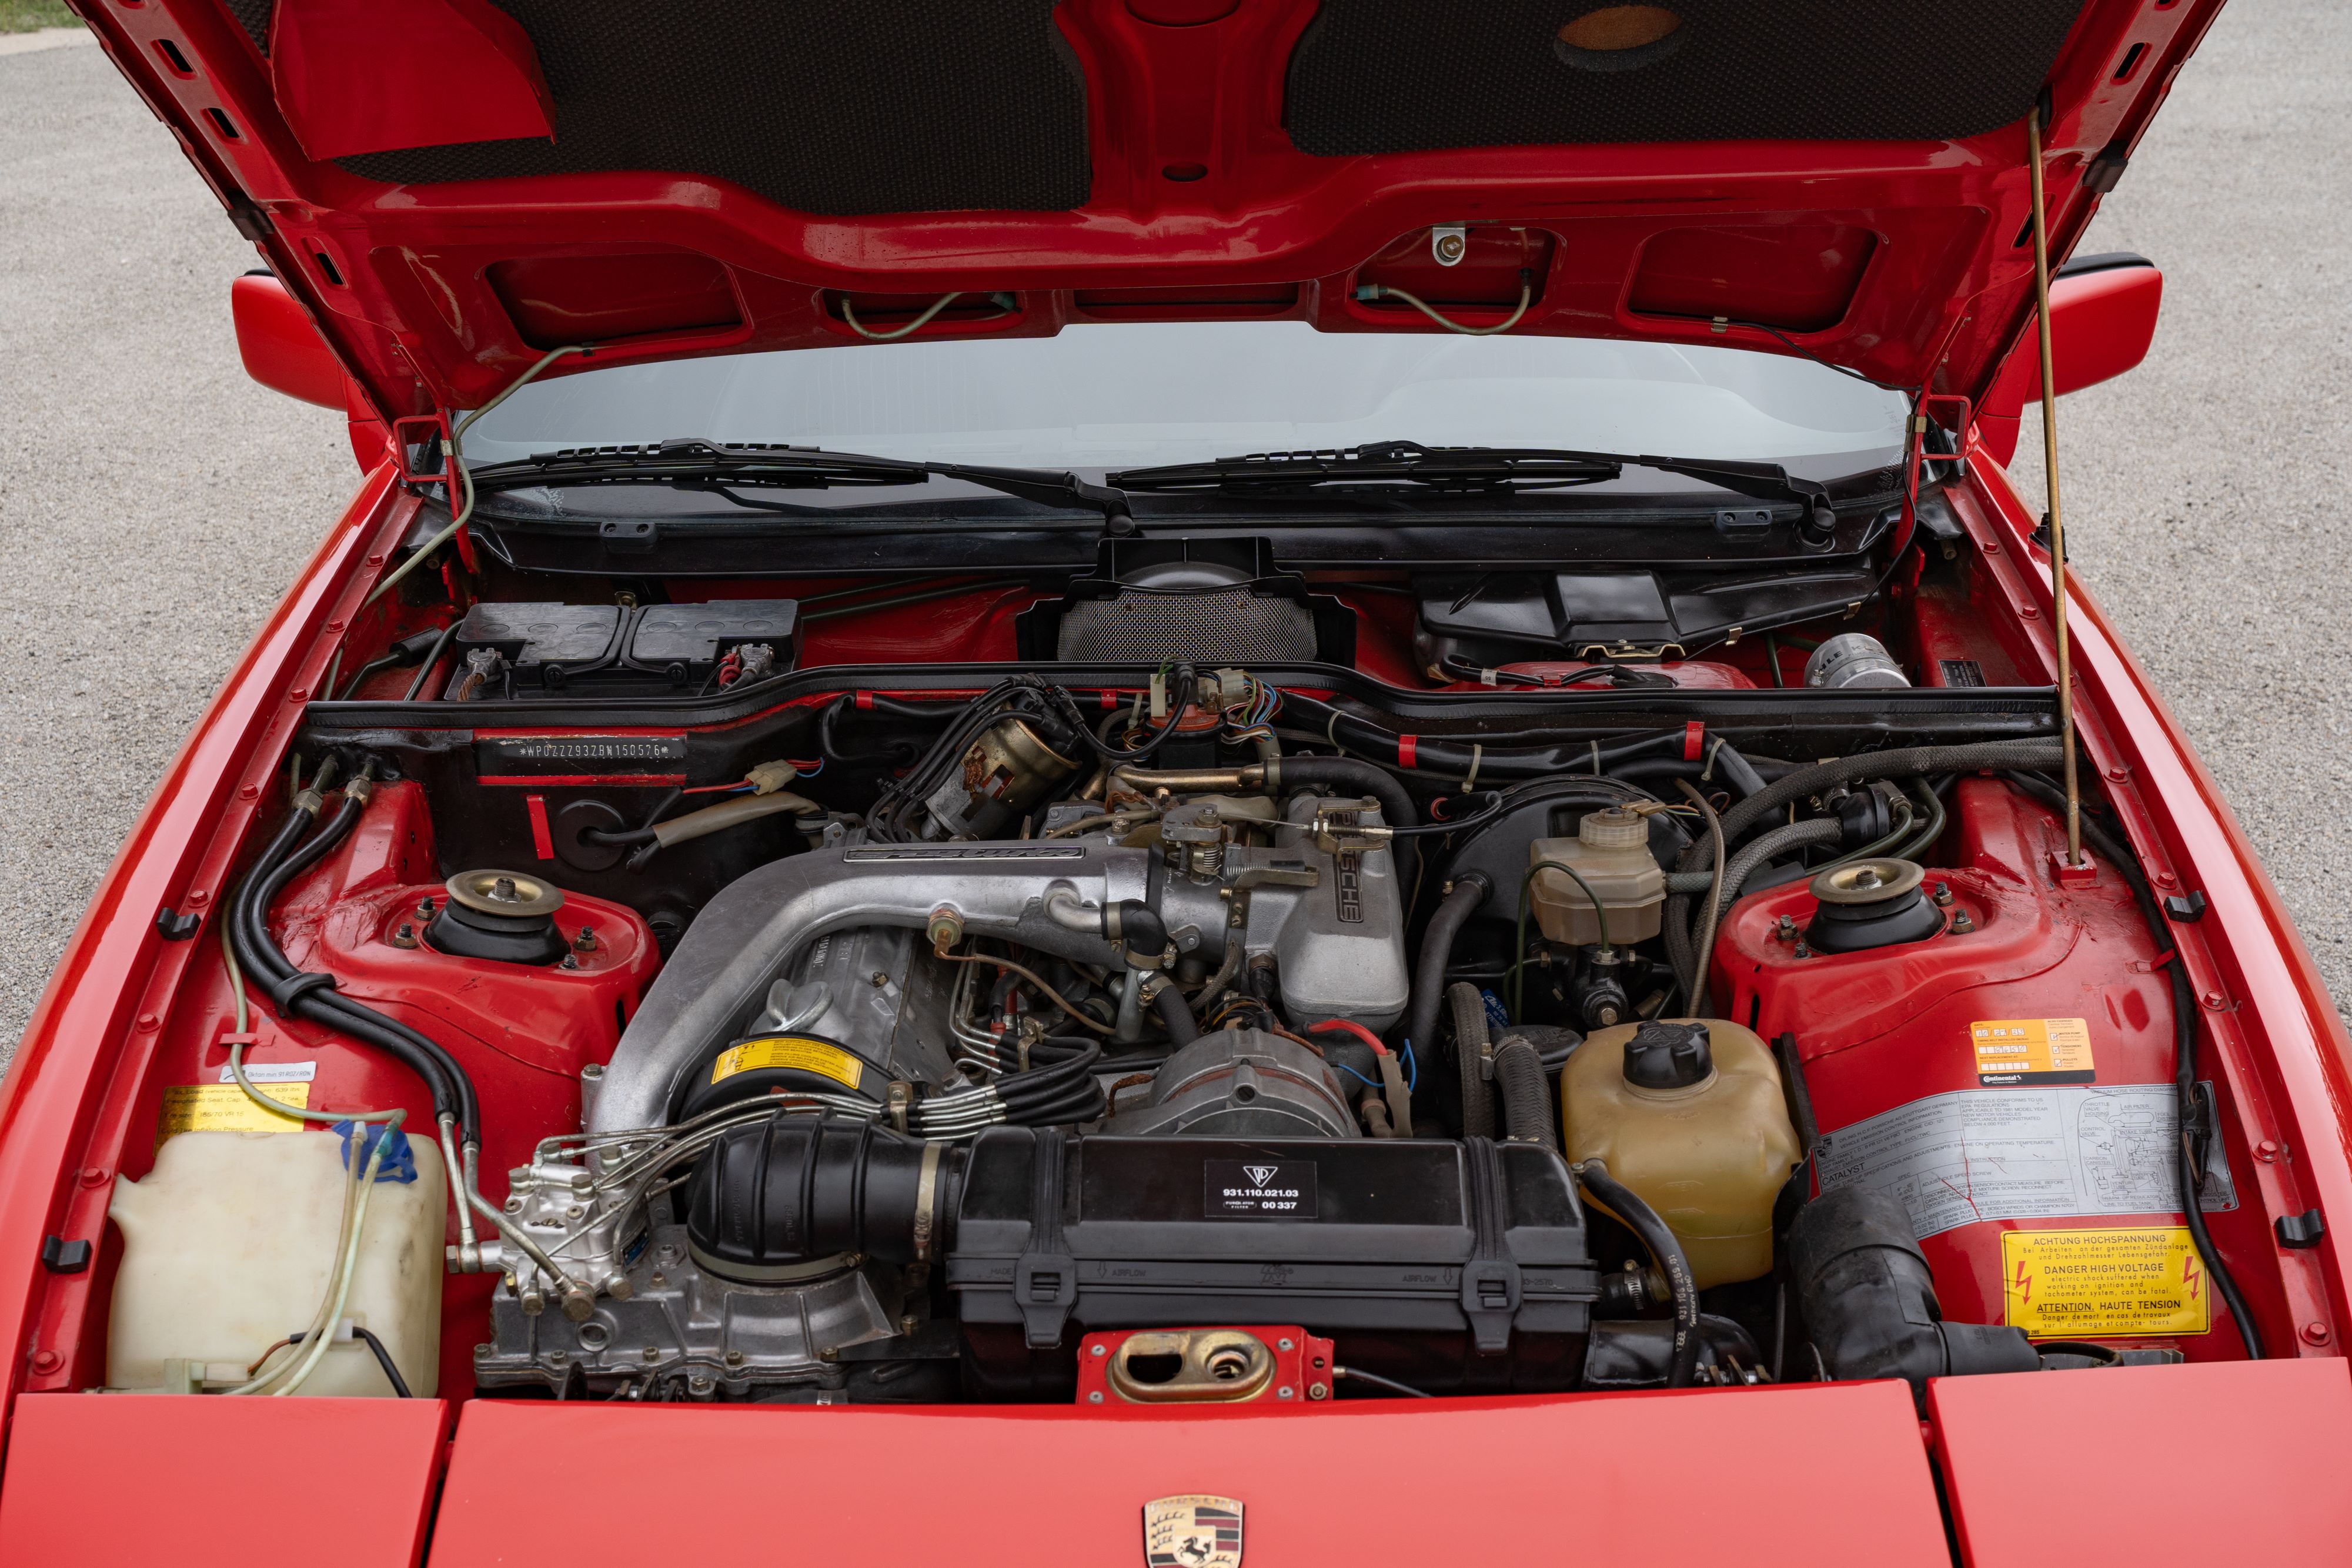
[1562,1018,1802,1289]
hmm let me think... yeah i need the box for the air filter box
[947,1130,1598,1396]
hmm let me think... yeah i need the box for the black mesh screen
[220,0,271,52]
[1057,591,1317,667]
[1285,0,2088,155]
[220,0,1091,216]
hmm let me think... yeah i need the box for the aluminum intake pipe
[589,841,1150,1136]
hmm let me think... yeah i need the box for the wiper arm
[927,464,1134,529]
[469,439,1135,526]
[1110,439,1836,523]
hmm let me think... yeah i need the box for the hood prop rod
[2026,103,2084,870]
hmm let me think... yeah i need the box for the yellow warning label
[709,1036,863,1092]
[2001,1227,2211,1339]
[1971,1017,2095,1086]
[157,1082,310,1142]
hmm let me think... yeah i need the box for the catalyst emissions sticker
[2000,1226,2211,1339]
[1813,1084,2236,1241]
[1206,1161,1317,1219]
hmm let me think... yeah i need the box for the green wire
[1511,857,1613,1022]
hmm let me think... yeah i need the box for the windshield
[463,322,1907,490]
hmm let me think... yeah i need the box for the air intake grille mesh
[1056,591,1314,666]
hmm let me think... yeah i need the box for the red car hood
[8,1362,2351,1565]
[93,1,2217,426]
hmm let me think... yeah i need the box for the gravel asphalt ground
[0,6,2344,1064]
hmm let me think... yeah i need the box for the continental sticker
[709,1036,863,1092]
[2000,1226,2210,1339]
[1972,1017,2095,1086]
[157,1082,309,1141]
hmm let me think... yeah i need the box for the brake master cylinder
[1528,806,1664,946]
[1562,1019,1802,1289]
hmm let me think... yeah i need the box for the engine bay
[62,503,2286,1410]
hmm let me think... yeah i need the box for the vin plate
[1205,1160,1317,1219]
[477,734,686,774]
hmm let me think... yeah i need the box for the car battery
[443,599,799,696]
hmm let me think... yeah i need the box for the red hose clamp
[1683,721,1705,761]
[1397,734,1419,770]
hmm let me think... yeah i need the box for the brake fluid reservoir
[1562,1019,1801,1289]
[108,1128,445,1395]
[1529,806,1664,946]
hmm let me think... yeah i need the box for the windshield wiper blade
[470,438,931,493]
[1111,441,1619,494]
[1110,439,1836,522]
[468,439,1134,524]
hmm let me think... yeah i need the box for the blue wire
[1401,1040,1418,1093]
[1331,1061,1383,1090]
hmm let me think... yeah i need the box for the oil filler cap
[1623,1020,1713,1091]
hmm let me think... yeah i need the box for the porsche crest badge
[1143,1495,1244,1568]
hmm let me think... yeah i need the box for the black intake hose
[1788,1185,2040,1394]
[1576,1159,1700,1388]
[1491,1032,1556,1150]
[1276,755,1419,887]
[687,1116,965,1274]
[1448,979,1495,1139]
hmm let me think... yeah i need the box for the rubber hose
[1449,980,1495,1139]
[1491,1032,1555,1149]
[1699,739,2068,868]
[1118,901,1170,965]
[1406,874,1489,1079]
[232,794,478,1137]
[402,621,462,701]
[1664,817,1843,1001]
[649,790,823,848]
[1277,756,1419,887]
[1692,817,1844,964]
[1153,982,1199,1046]
[1576,1159,1700,1388]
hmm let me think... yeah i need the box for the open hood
[88,0,2221,425]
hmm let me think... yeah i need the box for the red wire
[1308,1018,1389,1056]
